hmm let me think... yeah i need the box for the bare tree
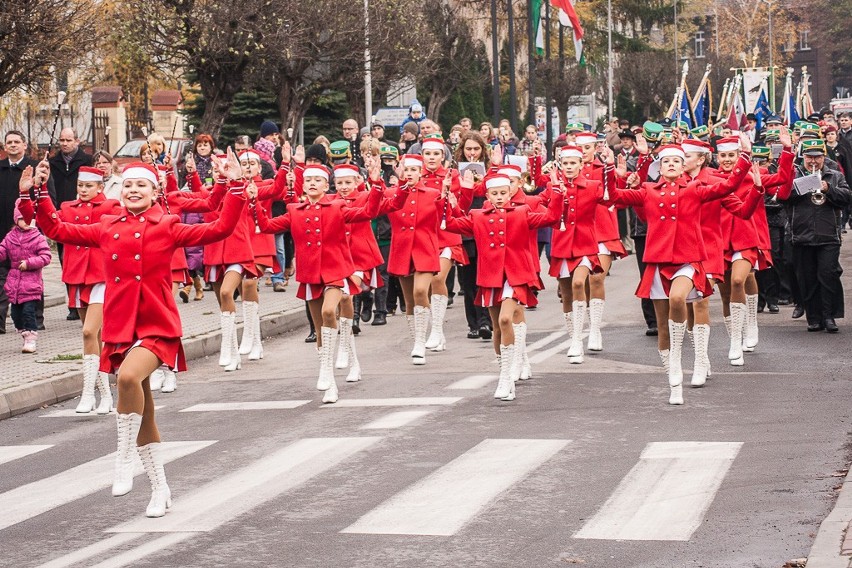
[616,51,674,119]
[0,0,98,98]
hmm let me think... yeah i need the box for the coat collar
[296,194,334,209]
[108,203,165,224]
[482,201,517,213]
[69,193,107,207]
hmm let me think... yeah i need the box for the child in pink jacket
[0,200,52,353]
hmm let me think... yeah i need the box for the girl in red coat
[419,136,468,353]
[547,145,610,364]
[715,134,793,364]
[331,163,385,382]
[604,138,753,405]
[381,154,445,365]
[577,132,627,353]
[19,165,122,414]
[255,160,390,403]
[29,155,246,518]
[445,174,563,400]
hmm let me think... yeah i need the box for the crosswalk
[1,329,749,566]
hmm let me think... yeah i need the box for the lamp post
[607,0,613,119]
[364,0,372,124]
[762,0,775,109]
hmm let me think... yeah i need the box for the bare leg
[589,254,612,300]
[115,347,161,444]
[430,258,452,296]
[218,271,243,313]
[79,304,104,355]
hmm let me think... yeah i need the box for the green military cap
[329,140,352,159]
[379,144,398,159]
[798,122,822,139]
[792,120,807,131]
[676,120,689,132]
[690,125,710,139]
[800,138,826,156]
[764,127,782,141]
[752,146,771,159]
[642,121,664,143]
[565,121,585,134]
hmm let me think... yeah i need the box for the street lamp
[761,0,775,109]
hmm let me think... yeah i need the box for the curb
[0,306,306,421]
[807,467,852,568]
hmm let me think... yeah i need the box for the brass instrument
[810,165,825,206]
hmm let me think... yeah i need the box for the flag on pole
[532,0,545,56]
[726,76,747,130]
[716,78,732,123]
[753,87,771,131]
[780,72,800,126]
[552,0,585,65]
[691,72,712,127]
[669,88,695,129]
[799,74,815,117]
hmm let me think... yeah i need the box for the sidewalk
[0,260,305,419]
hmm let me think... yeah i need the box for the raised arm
[763,148,794,199]
[527,187,564,228]
[696,153,752,202]
[173,188,248,247]
[34,190,100,247]
[254,199,292,234]
[722,168,766,218]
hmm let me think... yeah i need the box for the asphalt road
[1,258,850,568]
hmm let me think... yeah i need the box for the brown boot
[178,285,190,303]
[193,276,204,301]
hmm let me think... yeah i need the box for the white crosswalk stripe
[574,441,743,541]
[0,444,52,466]
[0,440,215,531]
[180,401,311,412]
[40,406,164,418]
[446,374,496,390]
[320,397,462,408]
[342,438,570,536]
[360,410,435,429]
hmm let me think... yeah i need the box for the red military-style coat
[582,159,622,245]
[164,171,223,276]
[720,148,793,253]
[549,173,606,260]
[335,183,384,271]
[381,181,444,276]
[255,183,386,285]
[509,186,549,274]
[20,193,123,285]
[444,192,563,288]
[421,166,462,249]
[35,189,247,343]
[202,176,269,267]
[607,155,752,264]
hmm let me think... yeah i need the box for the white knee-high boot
[225,315,241,372]
[425,294,448,351]
[743,293,759,351]
[668,320,686,405]
[691,324,710,387]
[336,317,352,369]
[659,349,670,374]
[587,299,605,351]
[160,369,177,393]
[76,354,99,413]
[567,301,586,363]
[239,301,257,355]
[248,303,264,360]
[95,372,113,414]
[138,442,171,518]
[317,327,337,391]
[411,306,429,365]
[728,302,746,366]
[112,412,142,496]
[218,312,235,367]
[514,322,532,380]
[346,326,362,382]
[563,311,573,340]
[494,344,515,399]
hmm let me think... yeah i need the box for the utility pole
[508,0,518,132]
[364,0,372,124]
[491,0,501,124]
[528,0,536,127]
[674,0,679,84]
[545,0,552,148]
[607,0,613,119]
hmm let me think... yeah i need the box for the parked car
[113,138,192,175]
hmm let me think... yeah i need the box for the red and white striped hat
[421,137,445,152]
[575,132,598,146]
[303,165,330,181]
[333,164,360,179]
[559,145,584,159]
[121,162,159,186]
[484,174,512,189]
[657,144,686,160]
[715,137,740,153]
[403,154,424,168]
[682,140,712,154]
[238,149,261,162]
[497,164,523,178]
[77,166,104,183]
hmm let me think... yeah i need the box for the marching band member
[30,154,247,517]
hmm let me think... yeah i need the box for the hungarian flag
[552,0,585,66]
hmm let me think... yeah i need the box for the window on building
[799,30,811,51]
[694,31,705,58]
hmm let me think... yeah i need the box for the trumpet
[810,165,826,205]
[521,171,536,194]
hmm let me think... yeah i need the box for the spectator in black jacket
[784,139,852,333]
[0,130,55,333]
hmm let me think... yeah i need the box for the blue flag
[753,89,772,131]
[669,89,694,129]
[692,83,710,127]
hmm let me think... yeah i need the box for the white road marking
[321,397,463,408]
[0,440,215,531]
[87,533,195,568]
[360,410,434,429]
[529,340,572,364]
[0,445,52,466]
[574,441,743,541]
[342,438,570,536]
[446,375,496,390]
[40,406,164,418]
[526,330,568,352]
[109,437,380,534]
[37,534,143,568]
[180,401,311,412]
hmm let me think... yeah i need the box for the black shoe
[757,304,765,313]
[825,318,839,333]
[361,296,373,323]
[0,327,5,334]
[792,305,805,319]
[66,309,80,321]
[38,324,46,331]
[352,320,361,335]
[371,312,387,326]
[179,289,189,304]
[807,322,825,332]
[479,325,492,340]
[767,304,780,313]
[305,331,317,343]
[645,327,658,336]
[467,328,480,339]
[447,296,454,307]
[777,298,792,306]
